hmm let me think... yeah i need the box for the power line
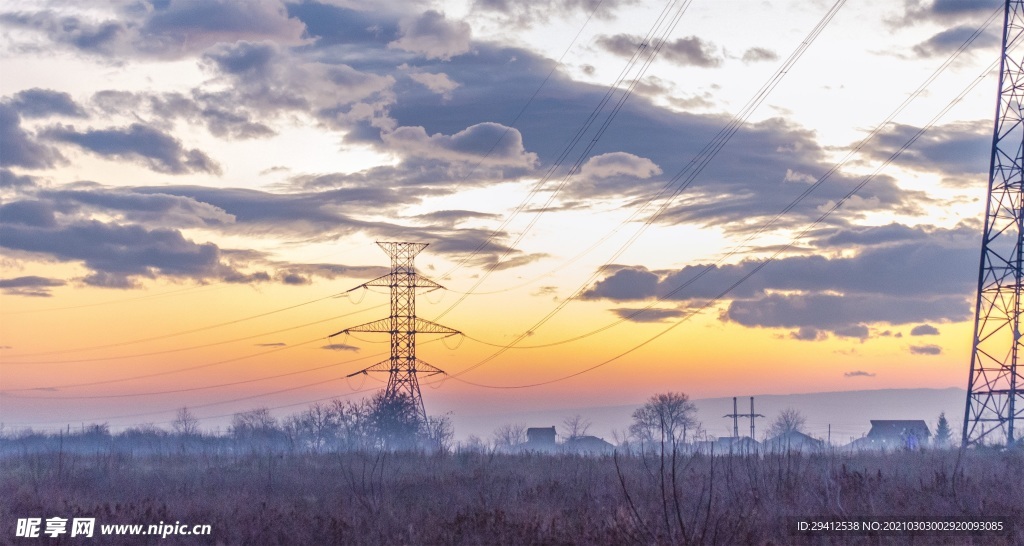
[445,0,849,376]
[446,2,995,359]
[1,290,350,359]
[3,351,386,400]
[1,305,385,365]
[448,55,999,390]
[433,0,694,314]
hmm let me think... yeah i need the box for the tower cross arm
[415,318,460,336]
[346,358,447,378]
[329,317,461,338]
[347,273,445,291]
[329,317,392,337]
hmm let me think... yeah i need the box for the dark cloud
[844,370,876,378]
[472,0,637,26]
[661,36,722,68]
[0,169,38,189]
[285,2,401,47]
[256,342,287,347]
[653,120,927,231]
[584,224,975,334]
[130,185,374,235]
[8,88,87,118]
[584,266,659,300]
[0,11,130,56]
[43,123,221,175]
[894,0,1001,26]
[0,217,245,288]
[909,344,942,355]
[0,1,306,59]
[861,121,989,180]
[278,272,310,285]
[203,40,277,75]
[912,24,1000,57]
[0,275,65,297]
[387,10,471,60]
[200,41,395,131]
[611,307,685,323]
[741,47,778,63]
[0,200,58,228]
[910,323,940,336]
[0,104,63,169]
[41,188,234,228]
[597,34,721,67]
[586,224,975,301]
[833,324,870,340]
[276,263,391,281]
[321,343,360,352]
[370,40,926,230]
[91,90,275,140]
[122,185,533,268]
[141,0,307,52]
[726,293,967,332]
[790,326,827,341]
[382,122,537,169]
[412,209,499,228]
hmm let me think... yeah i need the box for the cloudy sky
[0,0,1008,433]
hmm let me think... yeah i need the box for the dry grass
[1,448,1020,545]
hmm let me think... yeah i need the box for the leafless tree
[172,406,199,436]
[424,415,455,452]
[767,408,806,438]
[562,414,592,440]
[492,423,527,449]
[630,392,699,448]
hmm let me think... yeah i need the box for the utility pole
[749,397,763,439]
[724,396,763,438]
[963,0,1024,447]
[330,242,460,424]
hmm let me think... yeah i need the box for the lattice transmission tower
[330,242,459,423]
[963,0,1024,447]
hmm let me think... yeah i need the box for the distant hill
[450,387,967,446]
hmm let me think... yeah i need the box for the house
[870,420,930,448]
[562,435,615,454]
[763,430,824,453]
[524,426,557,452]
[847,420,931,451]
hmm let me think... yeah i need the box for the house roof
[867,420,931,439]
[765,430,824,446]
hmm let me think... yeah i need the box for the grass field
[2,445,1020,544]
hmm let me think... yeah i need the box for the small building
[563,435,615,455]
[763,430,824,453]
[847,420,931,451]
[523,426,557,452]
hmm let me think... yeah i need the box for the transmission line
[448,2,996,360]
[449,55,1000,390]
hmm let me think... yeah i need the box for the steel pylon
[963,0,1024,447]
[331,242,459,423]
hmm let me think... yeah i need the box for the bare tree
[492,423,527,450]
[172,406,199,436]
[424,414,455,452]
[460,434,489,453]
[230,407,282,451]
[562,414,592,440]
[331,398,374,451]
[630,392,699,448]
[767,408,806,438]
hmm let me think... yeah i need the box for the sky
[0,0,1009,436]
